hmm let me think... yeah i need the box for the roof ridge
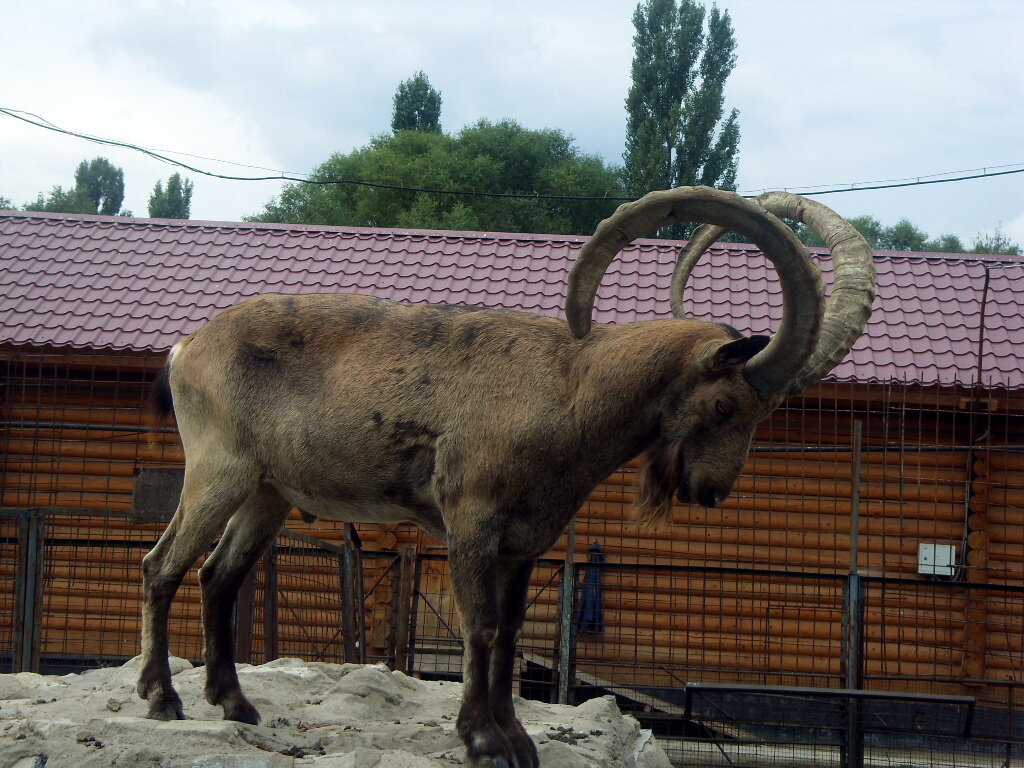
[0,209,600,243]
[8,210,1018,262]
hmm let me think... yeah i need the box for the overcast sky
[2,0,1022,246]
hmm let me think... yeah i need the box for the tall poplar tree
[623,0,740,206]
[391,71,442,133]
[148,173,194,219]
[23,157,127,215]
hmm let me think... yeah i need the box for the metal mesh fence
[411,553,566,702]
[2,348,1023,767]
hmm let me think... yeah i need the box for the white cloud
[2,0,1022,235]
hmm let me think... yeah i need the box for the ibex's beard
[633,438,689,527]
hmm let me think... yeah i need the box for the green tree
[23,157,127,215]
[623,0,740,209]
[148,173,194,219]
[924,233,965,253]
[972,226,1020,256]
[24,185,96,214]
[392,71,442,133]
[792,211,1018,255]
[0,195,13,209]
[878,218,929,251]
[74,157,125,215]
[248,119,623,235]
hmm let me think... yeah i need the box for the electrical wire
[3,106,1023,202]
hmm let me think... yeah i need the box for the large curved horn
[566,186,824,401]
[670,192,876,396]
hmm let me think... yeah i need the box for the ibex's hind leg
[449,535,517,768]
[138,458,257,720]
[490,559,539,768]
[198,484,290,724]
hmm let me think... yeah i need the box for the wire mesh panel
[570,566,847,705]
[410,554,565,701]
[249,534,348,665]
[35,509,203,672]
[2,345,1024,766]
[0,513,19,672]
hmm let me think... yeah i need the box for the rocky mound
[0,657,672,767]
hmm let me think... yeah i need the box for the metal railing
[1,506,1022,768]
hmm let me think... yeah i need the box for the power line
[0,107,631,203]
[3,106,1023,203]
[739,161,1024,196]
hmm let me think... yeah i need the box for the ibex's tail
[150,346,177,421]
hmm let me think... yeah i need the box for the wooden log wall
[1,351,1021,706]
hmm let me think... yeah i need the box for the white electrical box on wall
[918,543,957,577]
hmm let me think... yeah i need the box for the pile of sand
[0,657,672,767]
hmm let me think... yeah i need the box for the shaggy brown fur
[139,293,779,768]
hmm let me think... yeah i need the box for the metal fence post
[14,508,44,673]
[262,543,279,663]
[390,545,416,673]
[842,573,865,768]
[842,420,865,768]
[340,523,363,663]
[556,515,577,704]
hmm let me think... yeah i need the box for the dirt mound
[0,657,672,767]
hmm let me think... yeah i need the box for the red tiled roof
[2,209,1023,389]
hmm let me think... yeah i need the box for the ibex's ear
[708,335,771,373]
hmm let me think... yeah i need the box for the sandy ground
[0,657,673,768]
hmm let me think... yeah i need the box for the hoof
[222,693,260,725]
[146,693,186,721]
[470,758,512,768]
[461,720,517,768]
[506,727,539,768]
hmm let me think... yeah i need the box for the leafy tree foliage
[24,184,97,214]
[249,119,623,235]
[392,71,442,133]
[972,226,1020,256]
[793,213,1017,255]
[623,0,740,206]
[75,157,125,215]
[148,173,194,219]
[1,195,14,209]
[23,157,127,215]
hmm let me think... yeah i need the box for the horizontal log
[0,437,184,463]
[587,475,965,506]
[2,472,135,493]
[579,504,965,539]
[2,426,180,446]
[582,495,965,521]
[5,405,153,429]
[522,592,972,634]
[1,458,144,477]
[2,490,132,510]
[981,452,1024,472]
[983,487,1024,508]
[544,539,919,574]
[521,602,967,646]
[572,519,933,557]
[978,467,1024,487]
[761,450,972,469]
[987,524,1024,545]
[986,507,1024,527]
[565,638,962,673]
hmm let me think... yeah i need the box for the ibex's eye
[715,399,732,417]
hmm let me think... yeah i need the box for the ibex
[140,187,874,767]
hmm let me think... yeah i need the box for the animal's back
[162,293,582,534]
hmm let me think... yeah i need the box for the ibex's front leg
[449,533,524,767]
